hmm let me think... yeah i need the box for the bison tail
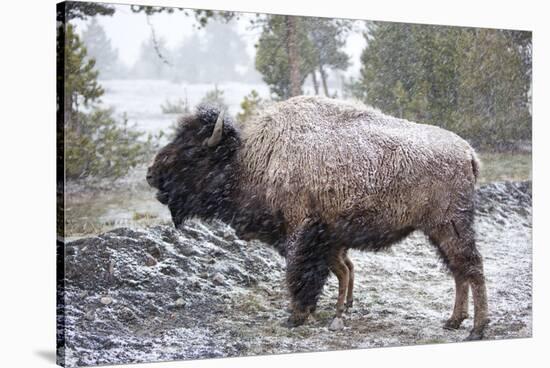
[471,151,481,183]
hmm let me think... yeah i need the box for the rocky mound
[58,181,532,367]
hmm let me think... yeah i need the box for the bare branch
[145,15,171,66]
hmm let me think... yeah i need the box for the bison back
[239,96,478,232]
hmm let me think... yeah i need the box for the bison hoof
[443,318,464,330]
[328,317,345,331]
[464,319,489,341]
[464,329,484,341]
[285,313,308,328]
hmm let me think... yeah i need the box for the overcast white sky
[72,3,366,77]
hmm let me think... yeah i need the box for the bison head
[146,105,241,227]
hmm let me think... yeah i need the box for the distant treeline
[78,3,531,151]
[81,18,261,83]
[348,23,531,150]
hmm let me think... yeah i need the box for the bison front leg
[285,220,331,327]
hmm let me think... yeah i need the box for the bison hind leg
[443,276,470,330]
[285,219,331,327]
[426,216,489,340]
[328,248,352,318]
[343,251,355,309]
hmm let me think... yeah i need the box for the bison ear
[205,110,225,147]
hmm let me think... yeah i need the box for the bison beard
[147,97,489,341]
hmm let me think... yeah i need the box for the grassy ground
[64,187,170,237]
[64,152,532,238]
[477,152,532,184]
[64,168,171,238]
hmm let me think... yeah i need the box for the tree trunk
[61,22,77,133]
[319,64,329,96]
[64,90,73,128]
[311,71,319,95]
[285,16,301,97]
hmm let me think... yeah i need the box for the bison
[146,96,489,340]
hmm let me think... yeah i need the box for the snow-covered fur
[147,95,488,340]
[239,96,480,234]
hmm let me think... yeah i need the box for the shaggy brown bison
[146,96,489,340]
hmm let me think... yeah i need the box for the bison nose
[146,168,155,186]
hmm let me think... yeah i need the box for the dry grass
[478,152,532,184]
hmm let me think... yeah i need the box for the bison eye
[182,145,198,150]
[175,144,199,151]
[178,145,199,154]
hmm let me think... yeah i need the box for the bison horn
[207,110,225,147]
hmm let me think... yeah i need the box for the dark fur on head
[146,104,287,254]
[147,104,241,226]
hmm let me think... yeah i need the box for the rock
[117,307,136,322]
[159,265,179,276]
[233,240,247,248]
[222,229,237,241]
[192,280,202,291]
[212,273,225,285]
[147,245,162,260]
[100,296,112,305]
[145,254,157,266]
[328,317,345,331]
[175,298,185,307]
[180,247,199,257]
[84,310,94,321]
[475,181,531,216]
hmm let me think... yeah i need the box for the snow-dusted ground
[59,181,531,367]
[98,80,270,135]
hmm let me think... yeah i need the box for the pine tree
[62,2,115,21]
[453,28,532,146]
[172,33,203,83]
[131,36,172,79]
[255,16,351,100]
[352,23,531,149]
[171,22,252,83]
[255,16,317,99]
[199,85,228,111]
[62,23,153,179]
[237,90,264,124]
[64,23,104,130]
[305,18,351,96]
[81,18,125,79]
